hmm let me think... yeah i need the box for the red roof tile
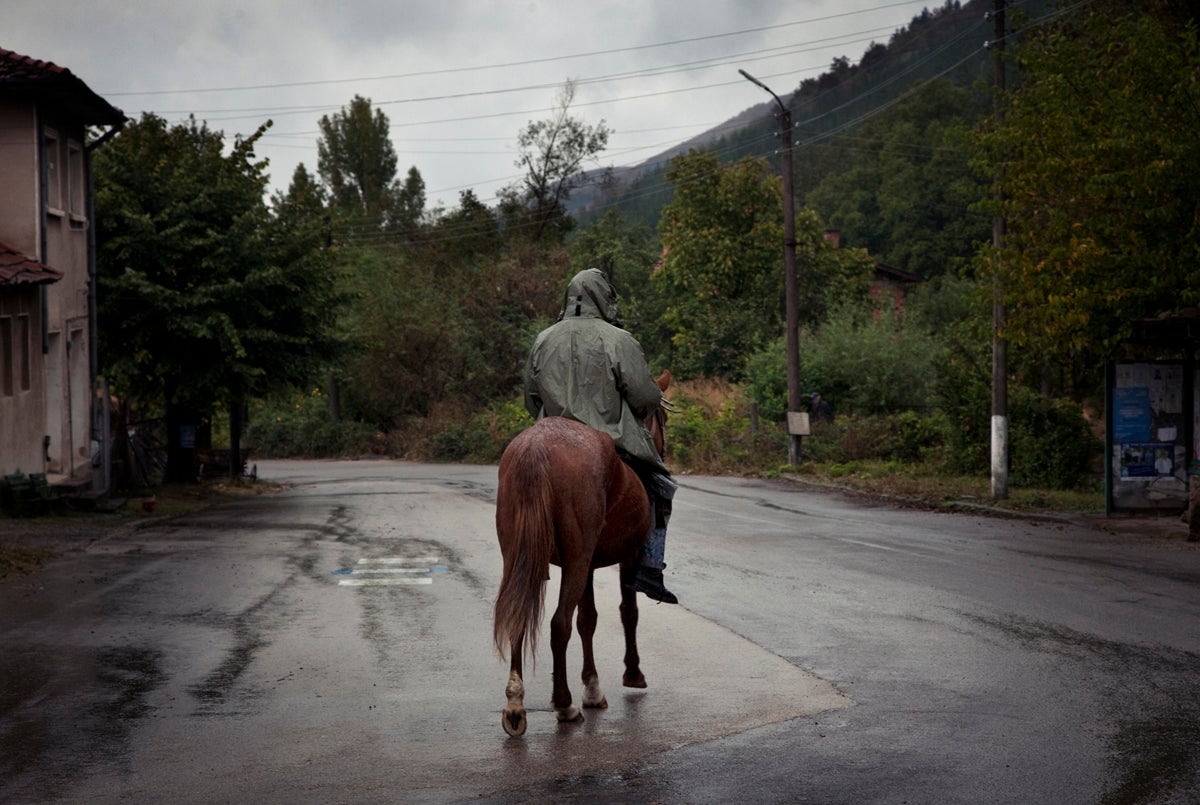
[0,48,70,81]
[0,240,63,286]
[0,47,125,126]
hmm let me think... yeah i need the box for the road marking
[358,556,441,565]
[336,556,444,587]
[343,567,430,574]
[338,577,433,587]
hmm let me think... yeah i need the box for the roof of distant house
[0,240,63,286]
[0,47,125,127]
[874,262,925,285]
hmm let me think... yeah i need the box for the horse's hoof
[583,677,607,708]
[556,705,584,723]
[502,707,527,737]
[623,671,647,689]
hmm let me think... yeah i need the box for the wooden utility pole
[991,0,1008,499]
[739,69,802,465]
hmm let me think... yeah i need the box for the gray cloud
[6,0,929,205]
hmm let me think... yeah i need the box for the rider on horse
[523,268,679,604]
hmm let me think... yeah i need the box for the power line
[153,27,904,122]
[103,1,931,98]
[338,0,1087,248]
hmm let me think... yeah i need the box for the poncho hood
[558,268,620,325]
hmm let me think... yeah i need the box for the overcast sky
[6,0,936,210]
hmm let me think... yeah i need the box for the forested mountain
[574,0,1047,278]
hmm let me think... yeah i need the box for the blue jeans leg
[640,525,667,569]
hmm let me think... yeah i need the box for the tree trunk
[164,401,197,483]
[228,397,245,480]
[328,371,341,421]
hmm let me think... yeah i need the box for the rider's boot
[629,565,678,604]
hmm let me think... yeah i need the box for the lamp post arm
[738,69,785,114]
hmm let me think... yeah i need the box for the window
[0,317,12,397]
[67,140,86,219]
[44,128,62,212]
[17,315,30,391]
[1,315,33,396]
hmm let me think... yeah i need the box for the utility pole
[990,0,1008,499]
[739,69,802,465]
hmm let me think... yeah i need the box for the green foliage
[801,412,947,465]
[317,95,418,231]
[743,337,789,422]
[932,322,1099,488]
[655,150,787,379]
[802,305,940,415]
[335,239,566,427]
[1008,388,1099,490]
[974,2,1200,389]
[94,112,339,479]
[245,388,375,458]
[806,78,989,279]
[932,318,991,476]
[744,303,941,420]
[665,395,784,474]
[425,399,533,463]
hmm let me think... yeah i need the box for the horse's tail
[493,434,554,666]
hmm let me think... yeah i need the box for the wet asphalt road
[2,459,1199,804]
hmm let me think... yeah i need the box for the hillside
[571,0,1041,231]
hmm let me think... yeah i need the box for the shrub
[801,412,948,466]
[1009,387,1099,489]
[743,303,942,421]
[245,387,376,458]
[424,399,534,463]
[666,381,786,473]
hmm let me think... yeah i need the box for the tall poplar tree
[316,95,424,235]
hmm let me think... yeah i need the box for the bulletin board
[1107,361,1195,512]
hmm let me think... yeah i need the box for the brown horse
[493,371,670,737]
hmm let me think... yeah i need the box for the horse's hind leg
[502,637,527,737]
[619,561,647,688]
[577,570,607,709]
[551,563,587,724]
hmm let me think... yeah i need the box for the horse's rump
[493,418,647,663]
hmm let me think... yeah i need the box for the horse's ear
[656,370,671,392]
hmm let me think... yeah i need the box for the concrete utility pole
[990,0,1008,499]
[739,69,802,465]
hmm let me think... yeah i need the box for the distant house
[0,48,125,486]
[870,261,925,318]
[823,229,924,318]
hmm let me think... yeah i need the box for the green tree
[427,189,501,262]
[656,150,873,379]
[806,78,989,279]
[974,1,1200,393]
[95,114,338,481]
[317,95,424,234]
[655,151,785,379]
[393,165,426,234]
[568,209,666,360]
[500,80,611,243]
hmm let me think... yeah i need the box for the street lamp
[740,69,801,465]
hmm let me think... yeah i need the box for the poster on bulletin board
[1109,361,1189,511]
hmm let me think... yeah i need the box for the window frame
[43,127,63,215]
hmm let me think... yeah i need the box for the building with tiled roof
[0,46,125,487]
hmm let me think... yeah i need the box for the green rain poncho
[524,268,666,472]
